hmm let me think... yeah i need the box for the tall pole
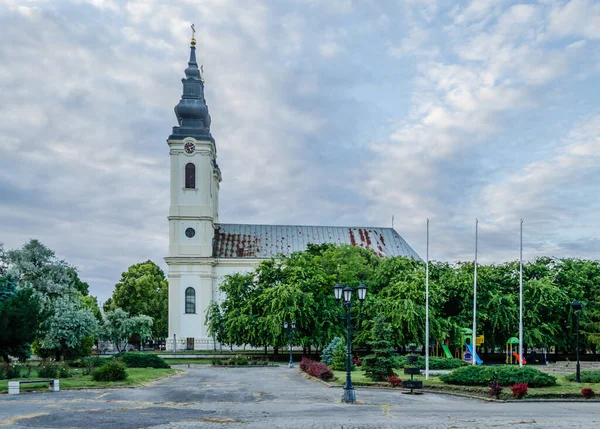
[472,219,478,365]
[519,219,524,367]
[343,301,355,403]
[425,219,430,380]
[576,312,581,383]
[288,327,294,368]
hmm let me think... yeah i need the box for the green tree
[362,314,400,381]
[0,275,41,362]
[109,261,167,338]
[100,308,154,352]
[37,295,99,360]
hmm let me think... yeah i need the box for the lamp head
[571,302,584,311]
[334,283,343,301]
[357,283,367,302]
[343,285,353,302]
[284,321,288,329]
[291,321,296,329]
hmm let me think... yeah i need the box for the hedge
[117,353,170,369]
[92,359,128,381]
[566,371,600,383]
[397,355,466,370]
[439,365,556,388]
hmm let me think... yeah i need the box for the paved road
[1,365,599,428]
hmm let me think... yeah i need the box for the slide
[442,344,453,359]
[466,344,483,365]
[512,352,527,365]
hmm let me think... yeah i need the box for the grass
[329,369,600,400]
[0,367,178,393]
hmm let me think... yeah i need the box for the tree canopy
[207,244,600,354]
[105,260,168,338]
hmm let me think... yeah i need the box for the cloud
[0,0,599,302]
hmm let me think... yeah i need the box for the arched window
[185,163,195,189]
[185,287,196,314]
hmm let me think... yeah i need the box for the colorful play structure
[429,341,454,359]
[462,328,483,365]
[506,337,526,364]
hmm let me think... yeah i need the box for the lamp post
[283,321,296,368]
[571,302,584,383]
[334,282,367,404]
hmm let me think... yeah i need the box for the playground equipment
[430,340,454,359]
[462,328,483,365]
[506,337,526,364]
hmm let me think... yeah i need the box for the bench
[8,379,59,395]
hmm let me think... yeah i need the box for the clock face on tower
[185,227,196,238]
[184,142,195,154]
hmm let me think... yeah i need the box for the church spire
[170,24,213,142]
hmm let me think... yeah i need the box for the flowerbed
[299,357,333,381]
[439,365,556,388]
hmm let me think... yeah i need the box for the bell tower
[165,29,221,350]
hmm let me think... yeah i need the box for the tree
[37,295,99,360]
[0,275,41,362]
[100,308,154,352]
[362,314,400,381]
[205,301,224,347]
[109,261,167,338]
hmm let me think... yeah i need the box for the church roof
[213,224,420,260]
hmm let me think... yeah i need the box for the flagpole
[425,218,430,380]
[519,219,523,367]
[472,219,478,365]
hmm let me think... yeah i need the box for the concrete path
[0,365,599,428]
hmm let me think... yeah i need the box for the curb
[298,371,600,403]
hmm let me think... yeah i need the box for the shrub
[331,340,352,371]
[37,362,59,378]
[118,353,170,369]
[299,356,312,371]
[488,380,503,399]
[299,357,333,381]
[227,355,249,366]
[566,371,600,383]
[92,359,128,381]
[81,357,107,375]
[510,383,528,399]
[581,388,595,399]
[58,363,73,378]
[387,375,402,387]
[397,355,466,370]
[439,365,556,388]
[321,337,343,366]
[0,364,21,380]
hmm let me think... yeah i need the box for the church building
[165,36,420,350]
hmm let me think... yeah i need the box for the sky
[1,0,599,303]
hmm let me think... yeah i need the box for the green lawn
[329,369,600,399]
[0,367,178,394]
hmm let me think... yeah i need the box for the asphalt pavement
[1,365,599,428]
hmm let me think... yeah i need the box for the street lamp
[571,302,584,383]
[334,282,367,404]
[283,321,296,368]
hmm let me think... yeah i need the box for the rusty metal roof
[213,224,420,259]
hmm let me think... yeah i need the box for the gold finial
[190,23,196,46]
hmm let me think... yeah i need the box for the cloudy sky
[1,0,599,302]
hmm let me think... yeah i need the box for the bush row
[300,357,334,381]
[565,371,600,383]
[397,355,466,370]
[116,353,170,369]
[439,365,556,388]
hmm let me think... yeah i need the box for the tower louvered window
[185,287,196,313]
[185,163,195,188]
